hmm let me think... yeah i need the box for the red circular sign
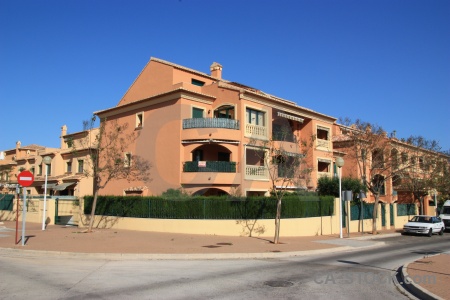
[17,170,34,187]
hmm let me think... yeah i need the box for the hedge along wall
[83,195,335,220]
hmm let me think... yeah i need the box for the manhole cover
[264,281,294,287]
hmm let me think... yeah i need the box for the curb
[349,233,401,240]
[0,241,385,260]
[393,255,444,300]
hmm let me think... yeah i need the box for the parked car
[439,200,450,231]
[402,215,445,237]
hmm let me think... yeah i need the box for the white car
[403,215,445,237]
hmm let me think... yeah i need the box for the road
[0,234,449,299]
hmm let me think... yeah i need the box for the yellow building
[0,125,97,199]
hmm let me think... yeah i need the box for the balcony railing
[183,161,236,173]
[272,131,296,142]
[245,124,267,138]
[245,165,268,180]
[316,139,330,149]
[183,118,239,130]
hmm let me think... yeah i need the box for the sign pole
[21,187,27,246]
[17,170,34,246]
[15,185,20,244]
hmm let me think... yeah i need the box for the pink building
[95,57,338,197]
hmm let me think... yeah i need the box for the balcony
[245,165,268,180]
[317,172,331,179]
[183,118,239,130]
[183,161,236,173]
[272,130,296,142]
[245,124,267,139]
[316,139,331,150]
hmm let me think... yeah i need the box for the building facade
[0,125,97,198]
[95,57,340,197]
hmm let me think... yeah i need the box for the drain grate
[264,280,294,287]
[216,242,233,246]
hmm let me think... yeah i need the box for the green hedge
[83,195,335,220]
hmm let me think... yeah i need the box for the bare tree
[395,136,442,215]
[72,116,152,233]
[338,119,445,233]
[338,119,400,234]
[249,123,313,244]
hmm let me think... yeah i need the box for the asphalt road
[1,234,449,300]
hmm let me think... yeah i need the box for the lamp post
[42,156,52,230]
[336,157,345,239]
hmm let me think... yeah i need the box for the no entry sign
[17,170,34,187]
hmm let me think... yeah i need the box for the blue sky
[1,0,449,152]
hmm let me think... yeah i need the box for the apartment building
[333,123,449,212]
[95,57,338,197]
[0,125,97,198]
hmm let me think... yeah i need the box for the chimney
[16,141,21,158]
[61,125,67,149]
[210,62,222,79]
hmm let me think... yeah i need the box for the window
[214,105,235,119]
[191,79,205,86]
[401,152,408,164]
[78,160,84,173]
[136,112,143,128]
[391,149,399,169]
[372,174,385,195]
[38,165,43,176]
[246,108,265,126]
[124,153,132,167]
[193,149,203,161]
[192,107,204,118]
[66,161,72,173]
[318,160,330,173]
[46,164,51,175]
[316,126,329,140]
[218,152,230,162]
[30,167,35,175]
[372,149,384,168]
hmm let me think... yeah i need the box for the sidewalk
[1,221,447,299]
[0,221,387,257]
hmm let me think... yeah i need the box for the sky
[1,0,449,152]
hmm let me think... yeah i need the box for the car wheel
[427,228,433,237]
[439,228,444,236]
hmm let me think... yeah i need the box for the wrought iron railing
[272,131,296,142]
[183,161,236,173]
[183,118,239,130]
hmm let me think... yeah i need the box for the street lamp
[336,156,345,239]
[42,156,52,230]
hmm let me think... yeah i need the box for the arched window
[372,174,386,195]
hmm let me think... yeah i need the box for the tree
[249,123,313,244]
[337,119,401,234]
[394,136,443,214]
[338,119,446,233]
[317,176,366,198]
[73,116,152,233]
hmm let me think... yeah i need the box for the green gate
[390,204,394,226]
[381,203,386,227]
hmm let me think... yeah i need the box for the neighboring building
[333,123,450,212]
[0,125,97,198]
[95,57,339,197]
